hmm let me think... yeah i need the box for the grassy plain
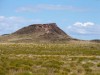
[0,42,100,75]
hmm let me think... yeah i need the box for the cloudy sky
[0,0,100,40]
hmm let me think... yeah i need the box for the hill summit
[0,23,73,43]
[13,23,67,35]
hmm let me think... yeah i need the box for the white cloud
[0,16,42,35]
[74,22,94,27]
[0,16,5,22]
[83,22,94,27]
[16,4,86,12]
[67,22,100,35]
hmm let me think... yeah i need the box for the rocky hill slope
[0,23,75,43]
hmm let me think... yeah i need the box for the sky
[0,0,100,40]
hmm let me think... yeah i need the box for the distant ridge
[90,39,100,43]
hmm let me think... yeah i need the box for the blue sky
[0,0,100,40]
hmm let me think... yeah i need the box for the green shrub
[97,63,100,67]
[42,60,63,69]
[15,71,32,75]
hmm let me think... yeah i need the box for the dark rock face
[12,23,71,40]
[13,23,67,35]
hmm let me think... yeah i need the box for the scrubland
[0,42,100,75]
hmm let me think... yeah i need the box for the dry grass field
[0,42,100,75]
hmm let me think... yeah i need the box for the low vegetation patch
[0,43,100,75]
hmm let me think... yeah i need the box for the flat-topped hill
[0,23,76,43]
